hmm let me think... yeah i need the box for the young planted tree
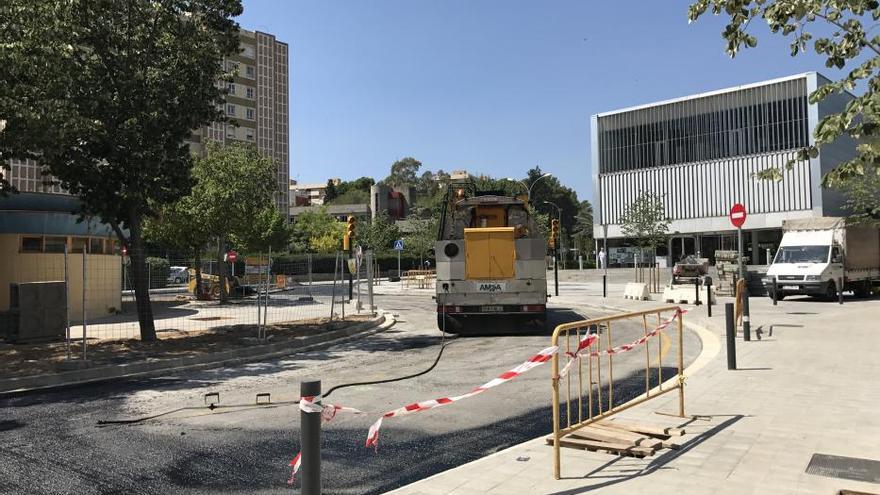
[358,212,401,255]
[0,0,242,340]
[403,218,438,268]
[291,207,345,253]
[147,142,283,299]
[619,192,671,266]
[193,143,278,302]
[687,0,880,217]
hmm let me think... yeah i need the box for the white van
[764,218,880,300]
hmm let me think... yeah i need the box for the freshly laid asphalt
[0,283,700,495]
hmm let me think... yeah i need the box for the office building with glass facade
[591,72,857,265]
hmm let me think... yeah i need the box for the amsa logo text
[477,282,506,293]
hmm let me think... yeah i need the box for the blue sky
[237,0,842,203]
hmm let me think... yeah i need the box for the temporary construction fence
[550,305,687,479]
[1,246,376,358]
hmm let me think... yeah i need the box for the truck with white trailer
[763,218,880,300]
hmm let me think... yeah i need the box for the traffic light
[343,215,356,251]
[549,218,559,249]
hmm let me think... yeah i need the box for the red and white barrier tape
[289,307,687,483]
[364,345,558,450]
[552,308,687,378]
[288,395,364,485]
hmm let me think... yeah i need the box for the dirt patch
[0,315,376,379]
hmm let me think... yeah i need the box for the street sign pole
[397,249,401,277]
[737,226,744,280]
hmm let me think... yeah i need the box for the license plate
[482,305,504,313]
[783,285,800,290]
[477,282,506,293]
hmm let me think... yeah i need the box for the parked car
[168,266,189,284]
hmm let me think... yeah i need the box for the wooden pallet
[547,419,686,458]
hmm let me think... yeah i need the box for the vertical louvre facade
[594,74,820,230]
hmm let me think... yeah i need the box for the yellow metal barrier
[550,305,685,479]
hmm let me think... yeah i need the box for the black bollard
[694,278,701,306]
[838,277,844,305]
[772,277,778,306]
[706,277,713,317]
[602,274,607,298]
[300,380,322,495]
[725,303,736,370]
[742,286,751,342]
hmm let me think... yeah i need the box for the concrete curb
[383,302,721,495]
[0,313,395,397]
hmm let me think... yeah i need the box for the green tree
[0,0,241,340]
[292,206,343,253]
[148,143,283,294]
[189,142,278,302]
[522,167,581,256]
[145,194,213,297]
[384,157,422,189]
[687,0,880,195]
[403,217,438,266]
[839,170,880,223]
[620,192,670,264]
[324,180,339,203]
[573,200,595,257]
[233,207,293,254]
[358,212,401,254]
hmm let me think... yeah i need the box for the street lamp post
[505,172,552,203]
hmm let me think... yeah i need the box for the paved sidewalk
[388,291,880,495]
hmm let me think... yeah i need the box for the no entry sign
[729,203,747,228]
[226,250,238,263]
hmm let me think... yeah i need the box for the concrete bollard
[300,380,322,495]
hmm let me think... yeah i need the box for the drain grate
[805,453,880,484]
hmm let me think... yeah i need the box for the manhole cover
[189,316,233,322]
[806,453,880,484]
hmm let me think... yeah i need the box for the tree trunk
[194,252,203,298]
[217,236,228,303]
[127,216,158,341]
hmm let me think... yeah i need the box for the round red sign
[729,203,747,228]
[227,250,238,263]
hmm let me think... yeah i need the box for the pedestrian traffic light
[344,215,356,251]
[549,218,559,249]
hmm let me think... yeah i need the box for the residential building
[592,72,857,265]
[289,179,341,207]
[192,28,290,213]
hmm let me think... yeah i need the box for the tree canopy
[687,0,880,194]
[0,0,242,340]
[384,157,422,189]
